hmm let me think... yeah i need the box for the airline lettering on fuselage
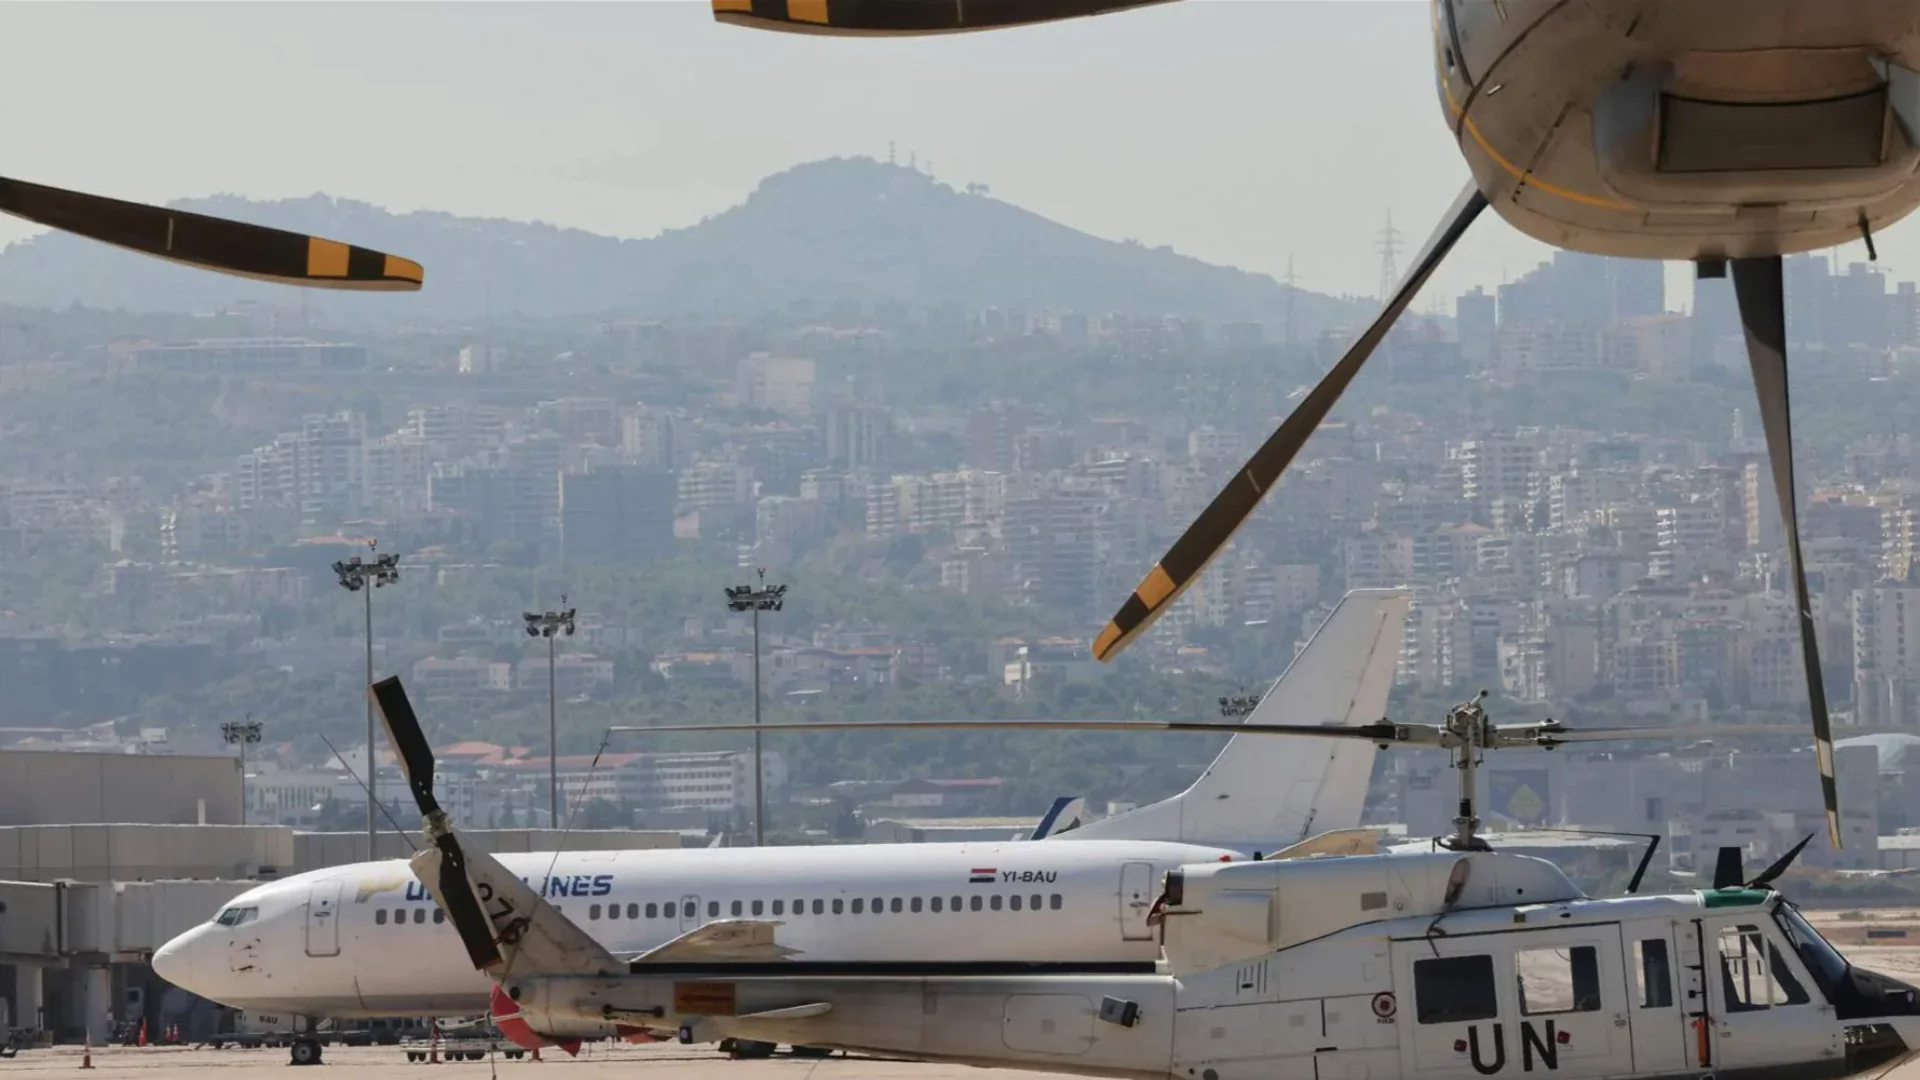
[400,874,613,903]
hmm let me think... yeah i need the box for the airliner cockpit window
[214,906,258,927]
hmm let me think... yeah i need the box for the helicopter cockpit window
[1516,946,1602,1015]
[1719,924,1811,1011]
[1775,902,1849,998]
[1415,954,1499,1024]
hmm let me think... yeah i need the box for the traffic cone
[81,1034,94,1069]
[137,1020,147,1047]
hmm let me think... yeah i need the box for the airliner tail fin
[1060,588,1409,851]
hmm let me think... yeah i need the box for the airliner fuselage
[155,838,1232,1017]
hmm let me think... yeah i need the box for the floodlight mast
[333,541,401,854]
[523,600,578,826]
[724,568,786,846]
[221,714,264,825]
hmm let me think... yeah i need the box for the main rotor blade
[371,676,441,818]
[612,717,1402,740]
[369,676,500,970]
[1094,182,1488,662]
[0,176,424,291]
[1732,255,1840,850]
[712,0,1174,35]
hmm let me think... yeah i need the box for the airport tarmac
[0,1042,1071,1079]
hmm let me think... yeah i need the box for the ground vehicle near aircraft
[384,675,1920,1080]
[709,0,1920,848]
[153,590,1407,1063]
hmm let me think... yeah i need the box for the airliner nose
[152,929,203,993]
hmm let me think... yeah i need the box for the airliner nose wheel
[1730,255,1841,848]
[289,1037,322,1066]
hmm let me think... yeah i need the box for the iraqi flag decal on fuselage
[969,867,996,884]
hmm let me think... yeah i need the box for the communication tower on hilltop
[1375,210,1403,304]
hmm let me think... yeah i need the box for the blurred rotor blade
[1094,183,1487,662]
[1732,255,1840,850]
[713,0,1174,35]
[1507,723,1807,744]
[613,717,1403,740]
[1747,833,1815,889]
[0,175,424,291]
[369,676,501,971]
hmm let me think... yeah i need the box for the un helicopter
[705,0,1920,851]
[370,674,1920,1080]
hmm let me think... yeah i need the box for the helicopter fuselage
[1437,0,1920,260]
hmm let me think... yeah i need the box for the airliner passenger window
[1515,946,1601,1014]
[590,904,602,920]
[970,896,983,912]
[414,909,426,924]
[1031,894,1042,911]
[684,901,696,918]
[891,898,902,913]
[812,899,824,915]
[393,908,405,924]
[732,901,743,917]
[1010,895,1023,911]
[434,909,445,925]
[931,897,943,913]
[852,898,865,914]
[952,895,962,912]
[627,904,638,919]
[708,901,719,918]
[832,899,844,914]
[607,904,620,920]
[911,897,923,913]
[376,909,388,925]
[752,900,764,916]
[990,896,1003,911]
[872,896,883,912]
[645,903,658,919]
[1051,894,1063,910]
[772,901,784,916]
[1414,955,1498,1024]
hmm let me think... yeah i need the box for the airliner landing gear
[290,1037,323,1066]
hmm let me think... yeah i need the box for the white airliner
[153,589,1409,1022]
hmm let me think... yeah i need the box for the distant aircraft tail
[1058,588,1410,851]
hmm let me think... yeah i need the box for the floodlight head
[526,626,539,638]
[565,624,576,636]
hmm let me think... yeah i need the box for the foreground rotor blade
[0,176,424,291]
[1732,255,1840,850]
[613,717,1403,740]
[369,676,501,970]
[1094,183,1488,661]
[712,0,1173,35]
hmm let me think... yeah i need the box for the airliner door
[679,894,701,934]
[1119,863,1154,941]
[305,880,341,957]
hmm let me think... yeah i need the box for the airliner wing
[632,920,801,964]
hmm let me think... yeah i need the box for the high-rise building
[1456,286,1497,369]
[1852,582,1920,725]
[825,404,893,469]
[560,467,676,564]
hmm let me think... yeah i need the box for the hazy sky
[1,1,1908,309]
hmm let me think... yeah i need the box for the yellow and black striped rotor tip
[1093,563,1185,662]
[712,0,1172,35]
[0,175,424,292]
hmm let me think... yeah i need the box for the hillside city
[0,160,1918,872]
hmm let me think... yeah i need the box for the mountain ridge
[0,157,1367,331]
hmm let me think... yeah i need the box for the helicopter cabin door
[1696,912,1840,1073]
[1618,918,1690,1075]
[1394,924,1634,1079]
